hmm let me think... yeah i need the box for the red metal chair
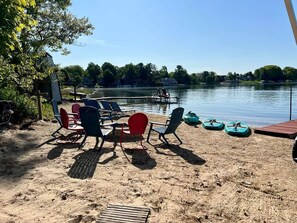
[120,113,148,149]
[60,108,84,141]
[71,103,81,120]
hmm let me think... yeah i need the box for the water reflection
[253,84,285,91]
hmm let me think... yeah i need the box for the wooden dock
[69,91,86,100]
[254,120,297,139]
[92,96,180,104]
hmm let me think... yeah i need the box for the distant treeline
[57,62,297,87]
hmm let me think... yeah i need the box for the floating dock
[70,91,86,99]
[254,120,297,139]
[91,96,180,104]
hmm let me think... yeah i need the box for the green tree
[86,62,101,87]
[1,0,94,92]
[0,57,17,88]
[145,63,159,85]
[63,65,85,85]
[173,65,190,84]
[259,68,268,81]
[214,75,222,83]
[72,72,82,86]
[0,0,36,56]
[254,69,261,80]
[283,66,297,80]
[226,72,236,81]
[263,65,283,81]
[205,74,215,84]
[254,65,284,81]
[121,63,136,85]
[20,0,94,55]
[190,73,199,85]
[101,70,115,87]
[57,68,70,86]
[0,0,39,91]
[100,62,117,86]
[159,66,169,78]
[197,71,209,82]
[136,63,147,83]
[243,71,255,81]
[102,62,117,74]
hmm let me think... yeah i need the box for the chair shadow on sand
[67,147,118,179]
[105,129,157,170]
[123,149,157,170]
[150,143,206,165]
[46,132,84,160]
[47,143,80,160]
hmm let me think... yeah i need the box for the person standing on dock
[162,88,170,98]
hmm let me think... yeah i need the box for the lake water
[88,84,297,127]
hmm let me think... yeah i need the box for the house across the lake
[160,78,177,86]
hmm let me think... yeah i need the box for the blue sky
[51,0,297,75]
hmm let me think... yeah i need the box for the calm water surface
[89,84,297,127]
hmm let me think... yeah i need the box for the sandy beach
[0,103,297,223]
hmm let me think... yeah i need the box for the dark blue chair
[109,101,135,117]
[82,98,90,105]
[79,106,113,150]
[100,100,112,110]
[84,99,113,124]
[147,107,184,145]
[84,99,100,109]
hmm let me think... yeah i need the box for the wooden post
[74,85,77,101]
[37,90,42,120]
[290,86,293,121]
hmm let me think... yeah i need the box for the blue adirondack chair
[84,99,113,124]
[147,107,184,145]
[79,106,113,150]
[109,101,135,117]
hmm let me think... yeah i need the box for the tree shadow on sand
[0,131,54,181]
[0,129,84,182]
[67,147,118,179]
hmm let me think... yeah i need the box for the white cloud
[75,36,117,47]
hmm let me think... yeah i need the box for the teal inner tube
[184,111,199,124]
[203,118,224,130]
[224,121,250,136]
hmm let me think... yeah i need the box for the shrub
[0,87,38,123]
